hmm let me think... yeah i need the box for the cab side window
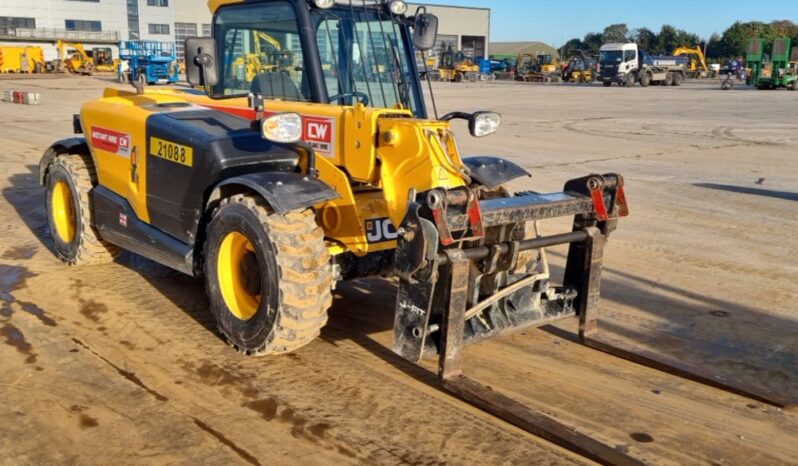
[624,50,636,62]
[215,2,308,100]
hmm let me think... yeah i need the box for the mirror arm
[440,111,472,122]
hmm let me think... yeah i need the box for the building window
[202,24,212,37]
[65,20,102,32]
[127,0,140,40]
[147,0,169,6]
[0,17,36,29]
[174,22,197,61]
[148,24,170,35]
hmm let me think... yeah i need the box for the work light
[469,112,501,138]
[312,0,335,9]
[261,113,303,143]
[387,0,408,15]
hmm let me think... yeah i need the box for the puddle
[18,301,56,327]
[79,414,99,429]
[629,432,655,443]
[2,245,37,260]
[79,300,108,323]
[0,264,35,293]
[1,323,37,363]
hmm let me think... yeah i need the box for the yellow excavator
[673,46,710,78]
[231,30,293,85]
[54,40,118,75]
[56,40,93,75]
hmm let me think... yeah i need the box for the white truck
[599,43,686,87]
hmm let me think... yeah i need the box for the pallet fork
[392,174,788,464]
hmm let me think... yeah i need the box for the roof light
[387,0,407,15]
[312,0,335,9]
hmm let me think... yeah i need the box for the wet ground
[1,75,796,465]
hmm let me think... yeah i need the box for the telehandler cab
[40,0,789,461]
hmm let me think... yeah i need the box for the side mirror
[413,11,438,51]
[185,37,218,88]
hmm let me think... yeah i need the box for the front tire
[45,154,119,265]
[204,194,333,355]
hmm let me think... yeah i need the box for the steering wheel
[328,91,369,106]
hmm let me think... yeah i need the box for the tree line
[561,20,798,62]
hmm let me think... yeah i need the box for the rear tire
[45,154,120,265]
[204,194,333,355]
[664,72,674,86]
[672,73,683,86]
[640,72,651,87]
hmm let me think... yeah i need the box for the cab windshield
[213,2,421,115]
[599,50,622,65]
[313,6,419,113]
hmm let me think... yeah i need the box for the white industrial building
[0,1,490,62]
[0,0,175,60]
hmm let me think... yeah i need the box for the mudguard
[208,172,340,214]
[39,137,89,185]
[462,156,530,189]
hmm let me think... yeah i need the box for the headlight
[387,0,407,15]
[261,113,302,143]
[469,112,501,138]
[312,0,335,8]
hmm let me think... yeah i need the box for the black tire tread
[216,194,332,356]
[50,153,120,265]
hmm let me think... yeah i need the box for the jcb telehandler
[40,0,789,461]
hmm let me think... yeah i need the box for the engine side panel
[144,108,301,243]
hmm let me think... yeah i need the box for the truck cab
[599,43,638,86]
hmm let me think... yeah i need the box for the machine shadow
[695,183,798,202]
[544,252,798,401]
[2,165,220,339]
[323,255,798,401]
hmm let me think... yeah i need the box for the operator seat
[251,71,302,101]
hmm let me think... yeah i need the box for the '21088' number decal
[149,137,193,167]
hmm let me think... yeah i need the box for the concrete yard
[1,75,797,465]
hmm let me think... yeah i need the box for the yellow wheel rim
[217,231,262,321]
[51,180,76,243]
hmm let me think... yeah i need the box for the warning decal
[91,127,132,157]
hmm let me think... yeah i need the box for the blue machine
[119,41,180,85]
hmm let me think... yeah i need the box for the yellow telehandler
[39,0,788,461]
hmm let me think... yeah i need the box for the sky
[423,0,798,46]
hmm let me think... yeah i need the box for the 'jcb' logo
[366,218,399,243]
[307,122,329,140]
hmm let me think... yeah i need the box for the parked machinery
[561,50,597,83]
[749,37,798,90]
[438,45,479,82]
[0,46,46,73]
[515,53,561,83]
[55,40,94,75]
[599,43,686,87]
[119,41,180,85]
[673,46,711,78]
[231,30,294,85]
